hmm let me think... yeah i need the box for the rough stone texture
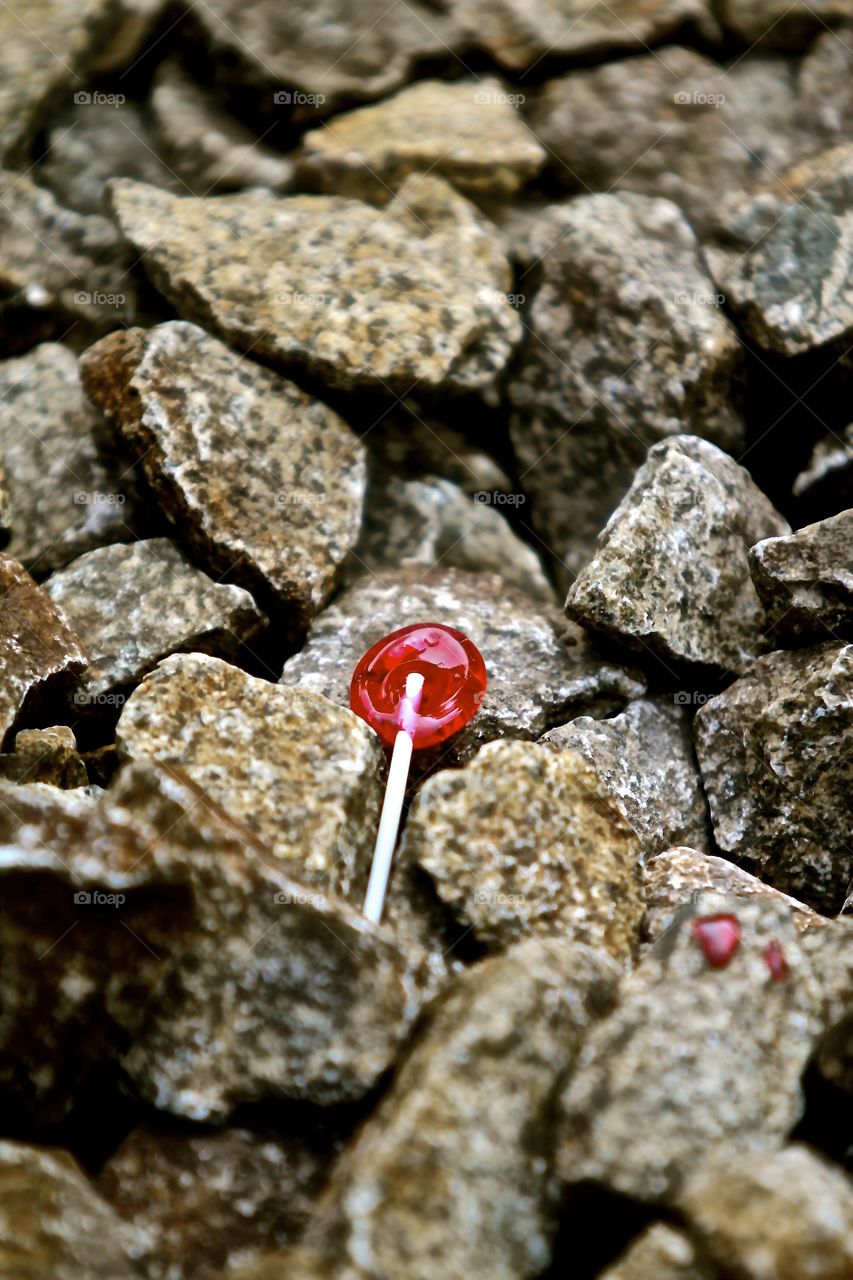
[447,0,716,70]
[151,60,294,196]
[598,1224,713,1280]
[566,435,790,676]
[366,409,512,497]
[0,1141,153,1279]
[116,652,385,900]
[89,0,168,76]
[305,940,621,1280]
[680,1145,853,1280]
[507,195,745,587]
[525,48,751,235]
[0,170,136,352]
[540,696,712,856]
[0,555,87,748]
[355,475,555,603]
[98,1127,330,1280]
[226,1249,339,1280]
[557,893,833,1203]
[280,569,646,763]
[793,423,853,524]
[80,321,365,631]
[693,642,853,914]
[717,0,853,47]
[644,847,823,941]
[749,509,853,642]
[0,725,88,787]
[296,77,544,205]
[0,343,134,574]
[44,538,268,715]
[397,741,644,961]
[105,175,520,395]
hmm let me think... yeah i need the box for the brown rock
[749,509,853,643]
[0,725,88,787]
[598,1224,713,1280]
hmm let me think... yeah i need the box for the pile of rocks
[0,2,851,1277]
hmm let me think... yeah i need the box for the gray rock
[506,195,745,588]
[366,409,512,497]
[0,1141,153,1279]
[396,740,645,962]
[280,568,646,764]
[296,77,544,205]
[0,725,88,788]
[115,652,385,901]
[557,892,833,1203]
[693,642,853,913]
[540,696,712,856]
[0,555,87,748]
[749,509,853,642]
[598,1224,713,1280]
[305,940,621,1280]
[798,26,853,142]
[0,343,134,574]
[105,175,520,395]
[717,0,853,47]
[679,1145,853,1280]
[793,423,853,524]
[79,321,365,632]
[566,435,790,676]
[44,538,268,715]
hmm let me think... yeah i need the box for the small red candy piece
[693,913,741,969]
[763,939,788,983]
[350,622,487,751]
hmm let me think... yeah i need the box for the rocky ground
[0,2,852,1278]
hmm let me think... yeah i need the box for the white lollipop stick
[363,671,424,925]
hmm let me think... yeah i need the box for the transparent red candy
[349,622,487,751]
[692,913,741,969]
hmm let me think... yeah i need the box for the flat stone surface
[297,77,544,205]
[398,741,644,960]
[44,538,267,715]
[566,435,790,676]
[557,893,832,1203]
[280,569,646,763]
[793,423,853,524]
[0,1140,153,1280]
[0,343,134,573]
[598,1224,713,1280]
[693,642,853,913]
[305,940,620,1280]
[0,555,87,748]
[749,509,853,642]
[98,1127,329,1280]
[540,696,712,856]
[717,0,853,47]
[80,322,365,631]
[0,725,88,787]
[644,847,823,941]
[680,1144,853,1280]
[116,653,384,900]
[507,195,745,588]
[105,175,520,395]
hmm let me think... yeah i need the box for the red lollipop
[350,622,487,923]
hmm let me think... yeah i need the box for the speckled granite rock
[98,1127,329,1280]
[507,195,745,587]
[0,726,88,787]
[280,569,646,763]
[151,60,294,195]
[566,435,790,676]
[679,1145,853,1280]
[644,847,822,940]
[717,0,853,47]
[297,77,544,205]
[693,643,853,913]
[305,940,621,1280]
[525,49,749,235]
[749,510,853,642]
[793,424,853,523]
[116,652,384,899]
[44,538,267,716]
[557,893,830,1203]
[106,174,520,394]
[598,1224,713,1280]
[0,344,134,573]
[0,171,136,350]
[356,476,555,603]
[0,555,86,748]
[447,0,716,70]
[540,696,711,855]
[80,322,365,630]
[0,1141,153,1279]
[397,741,644,960]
